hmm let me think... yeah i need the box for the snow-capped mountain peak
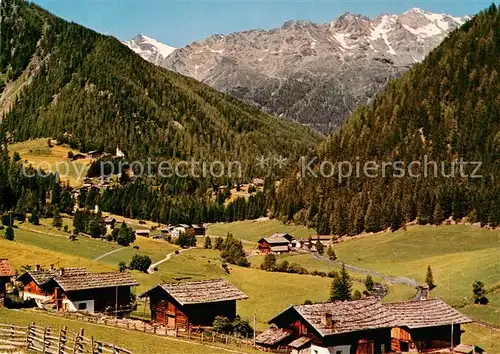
[122,34,176,66]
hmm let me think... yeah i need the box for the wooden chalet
[257,299,472,354]
[384,299,472,352]
[101,216,116,230]
[191,224,206,236]
[140,279,248,330]
[258,299,394,354]
[0,259,15,308]
[18,266,139,316]
[258,234,292,254]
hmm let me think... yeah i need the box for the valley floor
[0,220,499,352]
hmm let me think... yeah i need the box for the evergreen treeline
[1,0,320,178]
[0,138,60,216]
[274,5,500,234]
[80,179,272,225]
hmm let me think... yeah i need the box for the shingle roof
[288,336,311,349]
[268,299,472,338]
[383,299,472,329]
[20,268,88,285]
[0,259,15,278]
[255,327,292,346]
[292,299,396,336]
[270,245,290,252]
[140,279,248,305]
[54,272,139,292]
[259,236,290,245]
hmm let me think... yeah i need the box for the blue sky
[35,0,496,48]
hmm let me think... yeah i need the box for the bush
[129,255,152,273]
[213,316,233,333]
[327,271,338,278]
[353,290,362,300]
[204,236,212,249]
[118,261,127,272]
[472,280,489,305]
[248,185,257,193]
[29,214,40,225]
[276,260,289,273]
[365,275,374,292]
[213,316,253,338]
[4,226,14,241]
[177,230,197,248]
[261,254,277,271]
[303,299,313,305]
[214,237,224,250]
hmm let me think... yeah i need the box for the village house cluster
[257,233,335,254]
[0,257,479,354]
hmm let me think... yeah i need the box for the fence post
[79,329,84,353]
[201,332,204,343]
[58,326,67,354]
[42,326,48,352]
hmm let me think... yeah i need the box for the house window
[77,303,87,310]
[336,351,342,354]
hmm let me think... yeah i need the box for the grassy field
[207,219,316,243]
[333,225,500,310]
[9,139,91,187]
[2,219,499,350]
[462,323,500,354]
[10,221,178,268]
[0,309,260,354]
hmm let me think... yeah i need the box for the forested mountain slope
[274,5,500,234]
[0,0,319,174]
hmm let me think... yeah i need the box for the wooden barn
[191,224,206,236]
[384,299,472,352]
[257,299,472,354]
[140,279,248,330]
[0,259,15,308]
[18,266,138,316]
[257,234,292,254]
[257,299,394,354]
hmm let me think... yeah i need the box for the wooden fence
[0,323,132,353]
[40,310,256,350]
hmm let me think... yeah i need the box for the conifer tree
[326,245,337,260]
[330,264,352,301]
[425,265,436,290]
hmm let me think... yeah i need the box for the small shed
[255,327,292,350]
[135,229,151,237]
[0,259,15,307]
[140,279,248,330]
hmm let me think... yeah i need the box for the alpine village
[0,0,499,353]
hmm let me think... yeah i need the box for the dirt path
[311,253,419,288]
[147,247,194,274]
[93,247,127,261]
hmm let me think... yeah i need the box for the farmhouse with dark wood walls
[140,279,248,330]
[0,259,15,308]
[18,266,139,316]
[256,299,472,354]
[257,234,294,254]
